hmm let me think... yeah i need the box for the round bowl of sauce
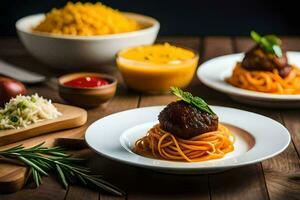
[58,72,117,107]
[117,43,199,93]
[63,76,109,88]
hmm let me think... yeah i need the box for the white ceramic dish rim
[197,52,300,100]
[16,12,160,40]
[85,105,290,170]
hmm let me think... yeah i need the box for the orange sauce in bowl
[117,43,199,92]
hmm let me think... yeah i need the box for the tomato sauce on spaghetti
[227,63,300,94]
[134,124,235,162]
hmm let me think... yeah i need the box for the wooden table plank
[189,37,233,106]
[201,37,269,200]
[0,37,28,56]
[265,37,300,200]
[202,37,234,60]
[0,176,67,200]
[234,37,300,200]
[65,186,98,200]
[281,37,300,158]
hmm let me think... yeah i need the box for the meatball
[241,45,291,77]
[158,100,218,139]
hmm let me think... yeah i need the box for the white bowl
[16,13,159,69]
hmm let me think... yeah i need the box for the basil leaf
[250,31,283,57]
[251,31,261,43]
[170,86,216,115]
[260,38,273,52]
[265,35,282,46]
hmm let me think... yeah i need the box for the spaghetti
[134,124,235,162]
[227,63,300,94]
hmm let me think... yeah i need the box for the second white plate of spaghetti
[197,52,300,107]
[85,105,290,174]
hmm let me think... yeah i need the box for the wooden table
[0,36,299,200]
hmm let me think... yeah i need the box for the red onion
[0,77,27,106]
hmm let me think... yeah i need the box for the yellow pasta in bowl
[15,2,159,68]
[33,2,141,36]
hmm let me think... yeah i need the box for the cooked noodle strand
[227,63,300,94]
[134,124,235,162]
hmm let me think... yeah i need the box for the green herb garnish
[250,31,282,57]
[31,96,37,103]
[0,143,124,196]
[170,87,215,115]
[10,115,19,124]
[17,101,28,110]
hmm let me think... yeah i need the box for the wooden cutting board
[0,129,89,193]
[0,103,87,146]
[0,103,88,193]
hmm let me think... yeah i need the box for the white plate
[85,106,290,174]
[197,52,300,107]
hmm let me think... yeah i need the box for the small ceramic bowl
[58,72,117,108]
[117,45,199,93]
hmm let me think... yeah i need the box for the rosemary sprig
[170,86,216,115]
[250,30,282,57]
[0,142,124,196]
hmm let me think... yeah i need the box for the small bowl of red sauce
[58,72,117,107]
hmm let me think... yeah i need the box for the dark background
[1,0,300,36]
